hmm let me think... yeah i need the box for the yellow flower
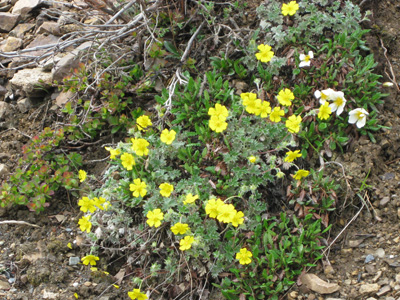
[208,103,229,120]
[146,208,164,228]
[136,115,152,131]
[105,147,121,159]
[78,196,96,213]
[318,102,332,120]
[231,211,244,227]
[131,138,150,156]
[284,150,302,162]
[78,170,87,182]
[160,129,176,145]
[236,248,252,265]
[209,116,228,133]
[281,1,299,16]
[241,92,262,115]
[74,293,79,299]
[205,198,225,218]
[285,114,302,133]
[81,255,99,266]
[259,101,272,118]
[183,193,199,204]
[67,242,73,249]
[255,44,274,63]
[113,284,119,289]
[159,182,174,197]
[92,197,105,210]
[171,222,190,235]
[90,267,98,272]
[248,156,257,163]
[78,215,92,233]
[130,178,147,197]
[217,203,236,223]
[293,169,310,180]
[277,88,294,106]
[179,236,194,251]
[128,289,148,300]
[269,107,285,122]
[120,152,136,170]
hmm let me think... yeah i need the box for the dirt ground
[1,0,400,299]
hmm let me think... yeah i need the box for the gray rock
[52,41,93,82]
[380,197,390,207]
[9,23,35,38]
[17,98,33,113]
[375,248,385,258]
[0,13,20,33]
[365,254,375,263]
[36,21,61,36]
[12,0,41,19]
[376,285,391,297]
[23,34,59,61]
[0,37,23,52]
[10,68,53,97]
[0,102,11,120]
[300,273,340,294]
[359,283,380,295]
[68,256,80,265]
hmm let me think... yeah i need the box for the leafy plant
[0,128,82,212]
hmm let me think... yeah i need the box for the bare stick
[0,220,40,228]
[379,38,400,92]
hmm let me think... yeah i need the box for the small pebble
[68,257,80,266]
[365,254,375,263]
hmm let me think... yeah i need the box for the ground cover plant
[0,0,389,299]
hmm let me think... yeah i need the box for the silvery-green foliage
[257,0,368,51]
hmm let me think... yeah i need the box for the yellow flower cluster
[205,198,244,227]
[208,103,229,133]
[77,196,109,233]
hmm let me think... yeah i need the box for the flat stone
[55,90,74,107]
[380,197,390,207]
[0,279,10,290]
[12,0,41,19]
[9,23,35,38]
[0,37,23,52]
[0,12,20,33]
[36,21,61,36]
[24,34,59,60]
[52,41,92,82]
[376,285,391,297]
[0,102,12,120]
[300,273,340,294]
[375,248,385,258]
[0,164,10,178]
[359,283,380,295]
[10,67,53,97]
[17,98,33,113]
[68,256,80,266]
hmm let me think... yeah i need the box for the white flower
[329,91,346,116]
[314,88,335,104]
[299,51,314,68]
[382,82,394,87]
[348,108,369,128]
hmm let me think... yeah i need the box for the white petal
[299,61,310,67]
[329,103,338,113]
[319,99,327,105]
[314,90,321,99]
[308,51,314,58]
[356,117,366,128]
[336,104,344,116]
[348,113,358,124]
[299,54,306,60]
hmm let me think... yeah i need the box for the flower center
[304,55,310,62]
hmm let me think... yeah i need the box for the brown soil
[1,1,400,300]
